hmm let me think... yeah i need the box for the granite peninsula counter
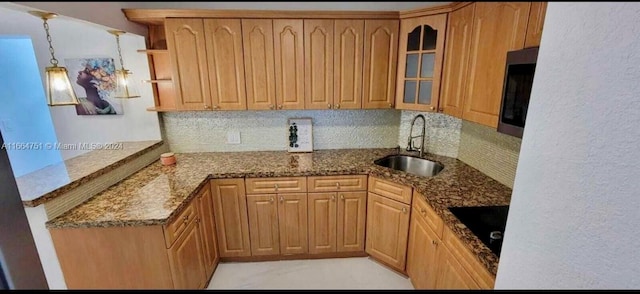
[46,148,512,275]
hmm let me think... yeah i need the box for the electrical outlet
[226,130,241,144]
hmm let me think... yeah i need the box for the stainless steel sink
[374,155,444,177]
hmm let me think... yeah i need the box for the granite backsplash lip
[45,148,512,276]
[19,140,164,207]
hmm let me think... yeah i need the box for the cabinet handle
[438,108,444,112]
[421,208,426,216]
[204,105,211,109]
[429,106,435,111]
[335,104,340,109]
[270,197,274,203]
[388,103,393,108]
[274,184,279,191]
[279,196,284,203]
[327,103,332,109]
[195,217,200,224]
[402,207,407,214]
[278,105,283,110]
[183,215,189,222]
[269,104,274,110]
[213,105,220,110]
[331,195,336,201]
[336,182,340,189]
[340,194,345,200]
[432,240,438,246]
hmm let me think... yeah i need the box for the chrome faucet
[406,114,426,157]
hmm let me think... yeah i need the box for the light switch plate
[226,130,241,144]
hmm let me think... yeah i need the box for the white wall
[0,4,162,159]
[496,3,640,289]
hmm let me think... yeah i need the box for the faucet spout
[407,114,426,157]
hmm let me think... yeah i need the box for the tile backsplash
[162,110,401,152]
[397,111,462,158]
[457,120,522,188]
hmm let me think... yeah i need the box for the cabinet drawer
[307,175,367,192]
[368,176,412,205]
[164,198,198,248]
[442,226,495,289]
[412,191,444,238]
[245,177,307,194]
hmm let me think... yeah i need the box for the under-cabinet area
[46,148,511,290]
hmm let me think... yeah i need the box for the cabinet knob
[274,184,279,191]
[270,197,274,203]
[327,103,332,109]
[388,103,393,108]
[429,106,435,111]
[269,104,274,110]
[432,240,438,246]
[340,194,345,200]
[279,196,284,203]
[402,207,407,213]
[331,195,336,201]
[336,182,340,189]
[183,215,189,222]
[204,105,210,109]
[335,104,340,109]
[278,105,283,110]
[438,108,444,112]
[421,208,426,216]
[213,105,220,110]
[195,218,200,224]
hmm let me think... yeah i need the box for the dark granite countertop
[46,148,512,276]
[19,140,164,207]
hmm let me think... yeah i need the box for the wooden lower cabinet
[196,185,220,279]
[308,192,337,254]
[308,191,367,254]
[406,208,440,289]
[336,191,367,252]
[211,178,252,257]
[434,245,480,289]
[247,194,280,256]
[278,193,308,254]
[365,192,410,271]
[168,216,207,289]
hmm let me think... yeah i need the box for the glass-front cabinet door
[395,14,447,112]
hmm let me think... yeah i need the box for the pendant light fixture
[108,30,140,98]
[29,11,79,106]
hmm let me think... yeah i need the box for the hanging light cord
[114,34,125,70]
[43,18,58,66]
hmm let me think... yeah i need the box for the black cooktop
[448,205,510,257]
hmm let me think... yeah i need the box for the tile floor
[207,257,414,290]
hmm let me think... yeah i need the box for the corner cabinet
[395,14,447,112]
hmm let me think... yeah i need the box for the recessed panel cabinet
[242,19,277,110]
[334,20,364,109]
[274,19,306,110]
[304,19,334,110]
[365,192,410,271]
[396,14,447,112]
[211,178,252,257]
[362,20,399,109]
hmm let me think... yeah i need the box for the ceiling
[117,2,452,11]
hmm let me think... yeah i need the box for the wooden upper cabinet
[334,20,364,110]
[463,2,531,128]
[278,193,308,254]
[396,14,447,112]
[440,3,475,118]
[274,19,305,110]
[362,20,399,109]
[242,19,277,110]
[304,19,334,110]
[524,2,547,48]
[211,179,251,258]
[203,19,247,110]
[165,19,211,111]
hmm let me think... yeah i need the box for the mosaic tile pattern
[19,140,164,206]
[397,111,462,158]
[47,148,512,276]
[458,121,522,188]
[162,110,401,152]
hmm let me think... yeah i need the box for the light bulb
[53,76,67,91]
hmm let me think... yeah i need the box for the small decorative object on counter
[160,152,176,166]
[287,118,313,153]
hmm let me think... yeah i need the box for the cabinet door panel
[362,20,399,109]
[278,193,308,254]
[463,2,531,127]
[165,19,211,110]
[524,2,547,48]
[274,19,305,110]
[308,193,337,254]
[211,179,251,257]
[441,3,475,118]
[196,186,219,278]
[365,193,410,271]
[247,194,280,256]
[168,219,206,289]
[204,19,247,110]
[435,245,480,290]
[407,211,439,289]
[337,191,366,252]
[242,19,277,110]
[304,19,334,110]
[334,20,364,109]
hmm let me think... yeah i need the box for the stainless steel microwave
[497,47,539,138]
